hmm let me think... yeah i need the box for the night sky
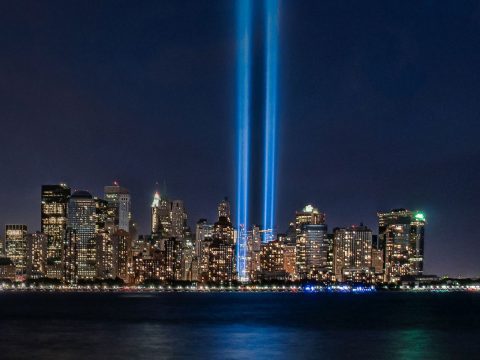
[1,1,479,277]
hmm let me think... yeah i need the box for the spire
[151,191,161,207]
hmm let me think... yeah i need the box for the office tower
[104,183,131,232]
[94,197,111,234]
[295,205,325,231]
[371,248,384,275]
[378,209,426,282]
[67,190,97,280]
[283,244,296,279]
[195,219,214,281]
[217,197,231,221]
[207,239,236,283]
[213,214,234,244]
[26,232,48,279]
[296,223,328,280]
[170,200,187,239]
[112,230,132,284]
[325,233,334,274]
[247,225,262,281]
[156,195,172,238]
[151,191,161,235]
[260,239,286,281]
[5,224,27,279]
[409,213,426,275]
[164,237,183,281]
[195,219,214,257]
[284,223,297,245]
[41,184,70,278]
[63,228,78,284]
[333,225,373,282]
[180,237,195,281]
[96,232,113,279]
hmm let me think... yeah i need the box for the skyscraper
[171,200,188,239]
[246,225,262,281]
[194,218,214,282]
[207,239,236,283]
[296,223,328,280]
[260,239,285,281]
[26,232,48,279]
[104,183,131,232]
[409,213,426,275]
[378,209,426,283]
[295,205,325,231]
[333,225,373,282]
[41,184,70,278]
[217,197,231,221]
[67,190,97,280]
[152,192,172,238]
[151,191,161,235]
[5,224,27,279]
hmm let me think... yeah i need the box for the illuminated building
[295,205,325,231]
[214,215,234,245]
[195,219,214,281]
[0,257,16,282]
[155,193,172,238]
[195,219,214,259]
[111,230,132,284]
[132,243,161,284]
[104,183,131,232]
[151,191,161,235]
[171,200,188,239]
[41,184,70,279]
[96,232,114,279]
[180,237,195,281]
[67,190,96,280]
[260,239,285,281]
[63,228,78,284]
[5,224,27,279]
[164,238,183,281]
[333,225,373,282]
[326,233,334,274]
[94,197,111,234]
[296,223,328,280]
[409,213,426,275]
[207,239,236,283]
[378,209,426,282]
[26,232,48,279]
[247,225,262,281]
[283,244,296,279]
[371,248,384,280]
[217,197,231,221]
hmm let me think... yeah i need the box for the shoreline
[0,284,479,293]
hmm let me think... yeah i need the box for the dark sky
[1,1,479,277]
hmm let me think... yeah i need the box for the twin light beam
[236,0,279,281]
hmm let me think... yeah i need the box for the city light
[236,0,252,281]
[262,0,280,243]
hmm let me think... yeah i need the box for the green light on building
[414,212,425,221]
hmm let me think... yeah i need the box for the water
[0,292,478,359]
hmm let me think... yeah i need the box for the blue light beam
[262,0,279,242]
[236,0,252,281]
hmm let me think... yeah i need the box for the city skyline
[2,183,430,285]
[1,1,480,278]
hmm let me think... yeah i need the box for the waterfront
[0,292,478,359]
